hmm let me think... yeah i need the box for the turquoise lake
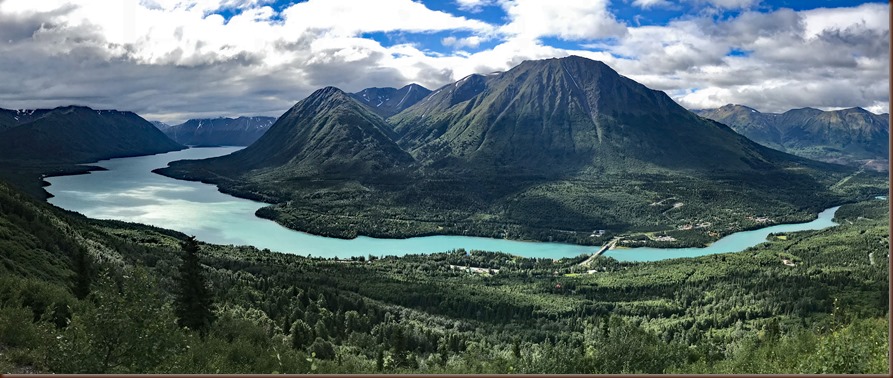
[45,147,840,261]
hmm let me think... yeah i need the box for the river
[45,147,840,261]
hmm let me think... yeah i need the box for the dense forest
[0,179,888,373]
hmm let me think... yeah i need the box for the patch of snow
[455,75,472,87]
[396,85,413,108]
[562,64,580,90]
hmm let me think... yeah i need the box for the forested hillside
[0,179,887,374]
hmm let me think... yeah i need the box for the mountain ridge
[163,116,276,146]
[350,83,432,118]
[160,86,414,180]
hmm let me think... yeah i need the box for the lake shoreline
[153,149,850,250]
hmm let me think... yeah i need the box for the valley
[0,0,888,374]
[43,146,845,261]
[155,57,886,247]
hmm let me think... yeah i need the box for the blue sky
[0,0,887,121]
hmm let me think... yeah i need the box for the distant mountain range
[350,84,431,118]
[157,56,871,245]
[160,116,276,146]
[0,105,183,163]
[0,105,185,198]
[695,105,889,168]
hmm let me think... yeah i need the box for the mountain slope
[696,105,889,167]
[163,116,275,146]
[159,87,413,180]
[350,84,432,118]
[0,106,184,163]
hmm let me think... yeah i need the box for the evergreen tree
[72,246,93,300]
[173,236,215,337]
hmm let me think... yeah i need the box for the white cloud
[633,0,673,9]
[593,3,889,113]
[801,3,889,39]
[280,0,494,36]
[699,0,759,9]
[455,0,495,12]
[499,0,628,40]
[442,35,484,49]
[0,0,887,121]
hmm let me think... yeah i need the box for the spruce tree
[173,236,215,337]
[72,246,94,300]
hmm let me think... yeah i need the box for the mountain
[150,120,172,131]
[350,84,431,117]
[0,105,184,163]
[696,104,889,167]
[163,116,276,146]
[159,87,413,180]
[157,56,870,245]
[390,56,813,175]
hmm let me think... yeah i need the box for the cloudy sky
[0,0,887,123]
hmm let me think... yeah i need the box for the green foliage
[46,269,185,373]
[802,317,889,374]
[0,178,887,374]
[173,236,216,337]
[582,316,689,373]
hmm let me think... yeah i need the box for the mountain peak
[393,55,760,173]
[164,116,277,146]
[350,83,432,118]
[313,86,348,98]
[719,104,760,112]
[186,82,414,176]
[840,106,870,114]
[785,107,822,114]
[403,83,428,90]
[516,55,617,76]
